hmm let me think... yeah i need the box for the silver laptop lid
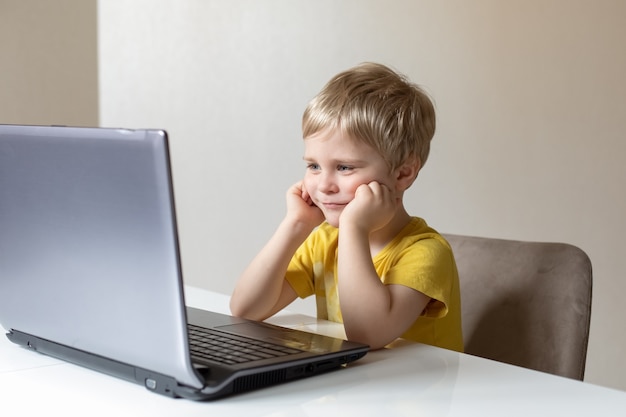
[0,125,203,389]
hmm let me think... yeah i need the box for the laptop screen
[0,125,202,388]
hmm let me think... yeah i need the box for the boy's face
[302,128,398,228]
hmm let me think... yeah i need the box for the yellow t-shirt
[286,217,464,352]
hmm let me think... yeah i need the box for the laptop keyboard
[187,324,303,366]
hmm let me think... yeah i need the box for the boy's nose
[317,172,339,194]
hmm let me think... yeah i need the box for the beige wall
[0,0,98,126]
[5,0,624,392]
[98,0,626,391]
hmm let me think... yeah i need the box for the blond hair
[302,62,436,172]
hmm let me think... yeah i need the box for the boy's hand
[285,181,324,230]
[340,181,398,233]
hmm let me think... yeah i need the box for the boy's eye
[306,163,320,171]
[337,165,353,172]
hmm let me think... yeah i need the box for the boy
[230,62,463,351]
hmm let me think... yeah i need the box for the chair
[442,233,592,380]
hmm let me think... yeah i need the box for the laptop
[0,124,368,400]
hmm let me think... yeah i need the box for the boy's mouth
[321,202,347,210]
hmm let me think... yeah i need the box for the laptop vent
[232,369,288,393]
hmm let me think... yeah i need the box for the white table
[1,286,625,416]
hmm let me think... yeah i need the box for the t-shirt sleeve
[382,236,456,318]
[285,240,316,299]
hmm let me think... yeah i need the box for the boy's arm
[230,218,309,321]
[337,225,431,349]
[230,181,324,321]
[337,181,431,349]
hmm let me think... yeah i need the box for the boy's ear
[395,157,421,191]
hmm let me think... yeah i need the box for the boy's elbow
[345,328,395,350]
[229,298,265,321]
[356,338,389,351]
[229,297,247,318]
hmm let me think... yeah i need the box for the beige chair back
[443,234,592,380]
